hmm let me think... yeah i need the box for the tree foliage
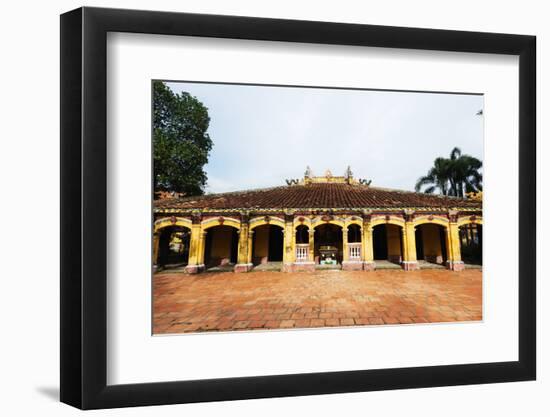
[415,147,482,197]
[153,81,213,197]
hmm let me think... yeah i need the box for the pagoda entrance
[314,224,343,264]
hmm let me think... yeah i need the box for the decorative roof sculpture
[155,168,480,212]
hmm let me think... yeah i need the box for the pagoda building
[153,168,482,273]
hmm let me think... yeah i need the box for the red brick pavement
[153,269,482,334]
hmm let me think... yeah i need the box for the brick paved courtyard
[153,269,482,334]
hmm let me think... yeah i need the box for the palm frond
[450,147,462,160]
[415,174,435,192]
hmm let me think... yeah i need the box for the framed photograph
[60,7,536,409]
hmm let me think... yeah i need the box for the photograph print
[152,81,483,335]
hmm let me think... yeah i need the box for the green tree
[414,157,452,195]
[415,147,482,197]
[153,81,213,197]
[448,147,483,197]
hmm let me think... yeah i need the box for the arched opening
[204,225,239,271]
[347,224,362,243]
[314,223,343,264]
[372,224,403,267]
[157,226,191,270]
[347,224,362,262]
[294,225,310,263]
[459,223,482,266]
[295,225,309,244]
[415,224,448,267]
[251,224,284,266]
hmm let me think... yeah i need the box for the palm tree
[414,157,451,195]
[448,147,483,198]
[415,147,482,197]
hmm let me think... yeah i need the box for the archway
[347,224,361,243]
[415,223,448,266]
[346,224,362,261]
[372,224,403,265]
[294,225,310,262]
[157,225,191,269]
[314,223,343,264]
[295,225,309,244]
[204,225,239,270]
[251,224,284,265]
[459,223,482,266]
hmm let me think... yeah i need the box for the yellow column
[290,226,296,263]
[308,228,315,262]
[342,226,349,262]
[446,221,464,271]
[185,224,203,273]
[153,232,160,266]
[235,223,252,272]
[247,230,254,264]
[282,217,295,271]
[362,224,375,270]
[445,227,452,263]
[197,230,207,266]
[402,222,419,270]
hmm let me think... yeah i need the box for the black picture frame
[60,6,536,410]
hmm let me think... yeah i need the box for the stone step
[252,262,283,272]
[418,261,446,270]
[315,264,342,270]
[374,260,402,270]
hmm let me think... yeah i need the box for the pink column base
[363,261,376,271]
[342,261,364,271]
[447,261,465,271]
[234,263,253,273]
[293,262,316,272]
[184,264,205,274]
[402,261,419,271]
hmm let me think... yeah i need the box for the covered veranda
[153,212,482,273]
[153,169,482,273]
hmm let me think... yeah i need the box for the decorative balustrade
[348,242,362,260]
[295,244,309,262]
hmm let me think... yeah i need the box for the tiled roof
[154,183,482,211]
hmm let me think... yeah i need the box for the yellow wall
[386,224,402,260]
[253,225,270,262]
[209,226,234,263]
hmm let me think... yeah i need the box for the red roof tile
[154,183,482,211]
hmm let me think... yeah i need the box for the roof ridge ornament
[298,166,371,185]
[345,166,353,179]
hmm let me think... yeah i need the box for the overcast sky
[166,81,483,194]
